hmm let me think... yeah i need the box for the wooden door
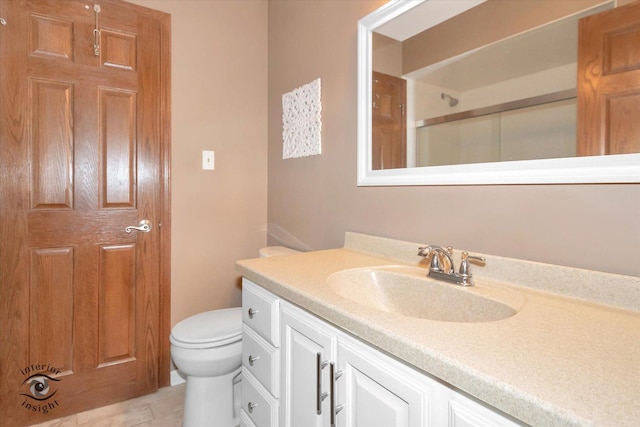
[372,71,407,170]
[577,0,640,156]
[0,0,171,425]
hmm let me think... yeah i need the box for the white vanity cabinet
[242,279,522,427]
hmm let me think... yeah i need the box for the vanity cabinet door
[280,301,336,427]
[336,336,435,427]
[446,388,522,427]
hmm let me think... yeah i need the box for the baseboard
[170,369,186,386]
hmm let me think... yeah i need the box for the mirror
[357,0,640,185]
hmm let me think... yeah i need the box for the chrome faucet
[418,245,485,286]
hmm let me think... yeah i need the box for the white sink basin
[327,265,525,322]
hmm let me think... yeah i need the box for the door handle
[125,219,152,233]
[330,362,343,427]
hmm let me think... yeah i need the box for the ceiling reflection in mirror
[371,0,613,170]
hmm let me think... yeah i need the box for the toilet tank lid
[259,246,300,257]
[171,307,242,346]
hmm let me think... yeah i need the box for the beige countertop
[236,233,640,426]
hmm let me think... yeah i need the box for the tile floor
[29,384,186,427]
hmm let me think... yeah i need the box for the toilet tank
[258,246,300,258]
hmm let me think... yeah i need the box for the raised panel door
[281,302,336,427]
[577,0,640,155]
[447,389,522,427]
[372,71,407,170]
[337,336,434,427]
[0,0,170,424]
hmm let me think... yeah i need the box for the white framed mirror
[357,0,640,185]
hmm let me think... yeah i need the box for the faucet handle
[459,252,486,275]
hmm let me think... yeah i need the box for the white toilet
[170,246,299,426]
[170,308,243,427]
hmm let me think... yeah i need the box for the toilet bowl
[171,247,299,426]
[170,308,242,427]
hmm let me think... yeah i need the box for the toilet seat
[259,246,300,257]
[170,307,242,349]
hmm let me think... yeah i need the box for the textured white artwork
[282,78,322,159]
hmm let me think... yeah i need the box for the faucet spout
[418,245,454,274]
[418,245,485,287]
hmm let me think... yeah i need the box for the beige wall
[128,0,268,326]
[122,0,639,331]
[267,0,640,277]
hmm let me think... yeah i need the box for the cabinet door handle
[247,401,258,413]
[330,362,344,427]
[316,352,329,415]
[248,308,259,319]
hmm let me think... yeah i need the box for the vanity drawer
[240,409,257,427]
[242,278,280,346]
[243,324,280,398]
[242,370,279,427]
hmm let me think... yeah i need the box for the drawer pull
[248,355,260,366]
[248,401,258,413]
[248,308,259,319]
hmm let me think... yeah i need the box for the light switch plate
[202,150,215,170]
